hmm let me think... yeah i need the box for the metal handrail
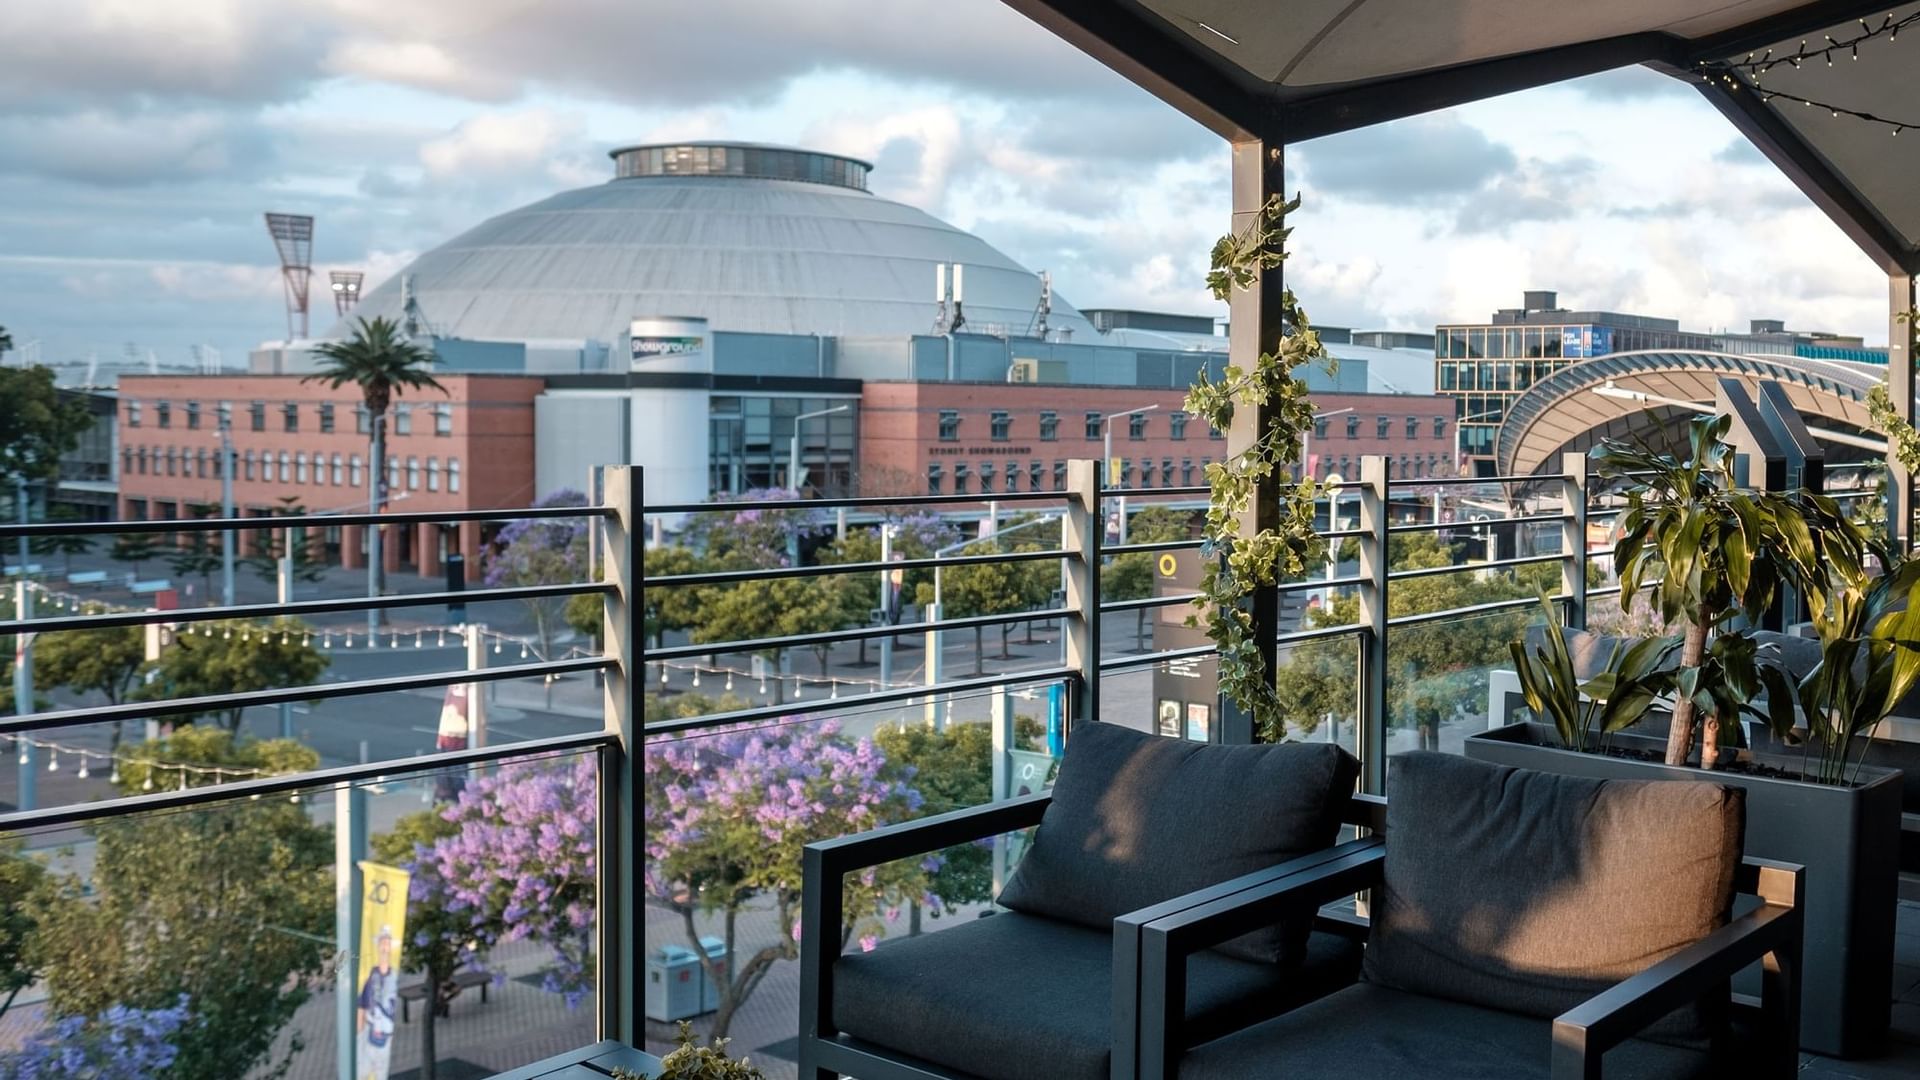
[0,582,610,637]
[0,503,610,539]
[642,665,1078,736]
[1387,511,1572,535]
[1100,592,1200,613]
[1101,645,1212,673]
[1387,473,1563,488]
[1387,593,1568,628]
[657,546,1067,589]
[0,656,611,738]
[1279,574,1368,594]
[647,607,1070,663]
[1103,538,1204,556]
[645,489,1070,515]
[1388,553,1564,582]
[0,732,615,833]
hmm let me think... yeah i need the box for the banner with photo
[355,861,412,1080]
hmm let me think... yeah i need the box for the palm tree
[305,317,445,628]
[0,325,13,359]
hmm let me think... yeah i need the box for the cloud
[1564,66,1699,103]
[323,40,519,102]
[417,108,593,183]
[1454,157,1595,233]
[1713,138,1770,167]
[0,108,278,186]
[1296,115,1517,204]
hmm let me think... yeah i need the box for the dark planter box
[1466,722,1903,1059]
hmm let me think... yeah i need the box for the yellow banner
[355,861,411,1080]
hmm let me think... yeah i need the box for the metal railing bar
[1102,538,1204,556]
[0,656,612,737]
[642,665,1078,735]
[1386,594,1569,628]
[1388,474,1563,488]
[1100,645,1213,673]
[1277,622,1365,646]
[645,490,1069,515]
[1387,512,1571,535]
[658,547,1068,589]
[0,504,612,539]
[1099,593,1200,613]
[1277,574,1367,595]
[0,582,612,637]
[1320,527,1367,541]
[1103,486,1211,497]
[0,731,618,834]
[1388,553,1563,582]
[647,606,1071,662]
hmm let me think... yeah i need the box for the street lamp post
[1101,405,1157,544]
[1303,407,1354,490]
[788,405,850,494]
[927,512,1062,727]
[217,413,236,608]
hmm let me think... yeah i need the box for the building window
[350,455,363,488]
[1161,458,1174,486]
[1128,413,1149,440]
[1039,410,1058,441]
[1209,423,1225,441]
[1053,460,1067,490]
[1346,415,1360,439]
[447,458,461,493]
[1117,459,1133,486]
[1029,461,1044,490]
[330,453,343,486]
[434,403,453,436]
[1406,416,1419,439]
[250,401,266,431]
[979,461,996,490]
[388,457,400,495]
[278,451,291,483]
[126,401,142,427]
[217,401,231,429]
[1315,416,1330,439]
[295,453,309,484]
[1434,417,1447,440]
[319,403,335,433]
[243,450,256,481]
[1169,411,1189,440]
[427,458,441,492]
[990,410,1011,442]
[156,402,171,429]
[195,448,207,478]
[135,448,147,475]
[1376,415,1389,439]
[1085,411,1102,439]
[952,462,970,494]
[186,402,201,430]
[938,410,961,442]
[283,403,299,433]
[1181,459,1194,486]
[407,456,421,491]
[165,447,177,475]
[356,405,370,435]
[395,405,413,435]
[927,463,943,494]
[1004,462,1018,493]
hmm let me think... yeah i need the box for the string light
[1700,12,1920,137]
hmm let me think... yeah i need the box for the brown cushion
[1362,752,1744,1039]
[996,722,1357,963]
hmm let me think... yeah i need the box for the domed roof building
[337,142,1097,344]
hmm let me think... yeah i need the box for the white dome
[338,143,1096,344]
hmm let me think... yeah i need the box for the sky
[0,0,1897,370]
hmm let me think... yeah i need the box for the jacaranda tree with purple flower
[483,489,591,664]
[0,996,191,1080]
[646,721,934,1039]
[423,755,597,1008]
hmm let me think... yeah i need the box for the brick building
[115,374,543,578]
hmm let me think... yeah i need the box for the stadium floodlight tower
[264,212,315,339]
[329,270,364,317]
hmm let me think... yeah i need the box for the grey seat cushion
[1180,982,1714,1080]
[832,911,1361,1080]
[1363,752,1743,1040]
[997,722,1357,963]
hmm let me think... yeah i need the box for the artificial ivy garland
[1183,193,1334,740]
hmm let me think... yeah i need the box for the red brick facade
[116,374,543,579]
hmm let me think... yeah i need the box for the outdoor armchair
[1135,752,1805,1080]
[799,721,1370,1080]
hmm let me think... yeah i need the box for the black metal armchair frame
[1135,841,1806,1080]
[798,790,1388,1080]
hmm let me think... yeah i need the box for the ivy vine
[1183,193,1334,740]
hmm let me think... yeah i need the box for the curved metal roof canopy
[1495,350,1884,483]
[1002,0,1920,273]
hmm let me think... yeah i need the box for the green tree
[244,497,326,587]
[819,515,959,665]
[131,619,329,733]
[932,528,1055,674]
[642,545,707,648]
[0,325,11,358]
[27,505,93,577]
[0,365,90,487]
[109,724,320,793]
[169,503,225,599]
[370,809,482,1080]
[483,490,590,663]
[0,839,45,1023]
[33,619,145,754]
[27,785,331,1079]
[305,317,446,620]
[693,575,850,703]
[109,532,164,579]
[644,690,753,721]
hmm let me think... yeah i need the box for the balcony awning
[1001,0,1920,273]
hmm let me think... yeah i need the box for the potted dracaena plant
[1471,412,1906,1059]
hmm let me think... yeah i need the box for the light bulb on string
[830,680,839,700]
[109,764,121,784]
[344,632,354,648]
[223,626,232,640]
[302,632,311,647]
[520,643,530,660]
[280,632,290,645]
[660,665,669,685]
[143,773,154,792]
[437,630,446,647]
[77,758,89,780]
[47,751,58,773]
[493,639,502,654]
[414,631,423,648]
[725,672,734,692]
[692,668,701,688]
[391,631,401,649]
[758,677,768,696]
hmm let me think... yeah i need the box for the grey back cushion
[997,722,1358,964]
[1363,752,1744,1032]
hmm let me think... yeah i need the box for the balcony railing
[0,454,1691,1076]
